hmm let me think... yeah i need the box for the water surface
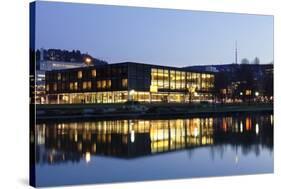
[35,113,273,187]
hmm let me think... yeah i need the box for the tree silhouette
[241,58,250,64]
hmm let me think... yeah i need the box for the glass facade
[149,66,214,102]
[45,62,215,104]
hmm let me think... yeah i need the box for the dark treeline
[214,63,273,102]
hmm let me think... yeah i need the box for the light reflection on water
[35,113,273,187]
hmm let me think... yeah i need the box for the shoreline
[34,103,273,121]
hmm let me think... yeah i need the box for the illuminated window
[87,81,92,89]
[102,80,106,89]
[97,81,101,89]
[180,71,186,89]
[176,71,181,89]
[170,70,176,90]
[69,82,74,90]
[202,74,206,79]
[122,78,128,88]
[246,90,252,95]
[91,69,96,77]
[210,75,214,88]
[151,69,157,86]
[201,74,207,89]
[151,68,168,89]
[83,81,92,90]
[186,72,192,88]
[157,69,164,89]
[46,84,49,91]
[74,82,78,90]
[197,73,201,90]
[107,80,111,88]
[191,73,198,88]
[163,70,169,89]
[57,73,61,80]
[78,71,83,79]
[83,81,87,90]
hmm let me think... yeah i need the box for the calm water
[35,113,273,187]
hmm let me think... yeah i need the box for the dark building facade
[45,62,215,104]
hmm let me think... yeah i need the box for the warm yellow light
[150,85,158,93]
[129,89,135,95]
[74,132,78,142]
[245,90,251,96]
[190,86,196,93]
[194,127,199,137]
[85,57,92,65]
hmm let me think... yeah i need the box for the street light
[255,91,259,97]
[84,57,92,66]
[240,92,243,96]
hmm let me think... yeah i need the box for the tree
[241,58,250,64]
[214,72,229,103]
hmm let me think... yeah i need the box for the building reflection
[35,114,273,165]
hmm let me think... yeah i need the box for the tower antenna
[235,41,238,64]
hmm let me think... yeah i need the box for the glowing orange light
[245,117,252,131]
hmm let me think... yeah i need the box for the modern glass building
[45,62,215,104]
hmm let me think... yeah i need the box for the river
[34,112,273,187]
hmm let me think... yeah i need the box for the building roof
[47,61,215,74]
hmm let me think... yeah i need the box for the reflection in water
[35,113,273,165]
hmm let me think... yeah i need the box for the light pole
[255,91,259,103]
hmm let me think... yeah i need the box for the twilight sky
[35,1,273,67]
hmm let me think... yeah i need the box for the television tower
[235,41,238,64]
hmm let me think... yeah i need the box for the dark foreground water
[35,113,273,187]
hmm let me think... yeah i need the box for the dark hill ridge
[35,48,108,65]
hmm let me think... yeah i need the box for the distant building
[35,48,107,104]
[39,60,86,71]
[204,66,219,73]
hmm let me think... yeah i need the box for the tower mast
[235,41,238,64]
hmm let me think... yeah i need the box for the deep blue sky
[35,1,273,66]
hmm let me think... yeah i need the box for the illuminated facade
[45,62,215,104]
